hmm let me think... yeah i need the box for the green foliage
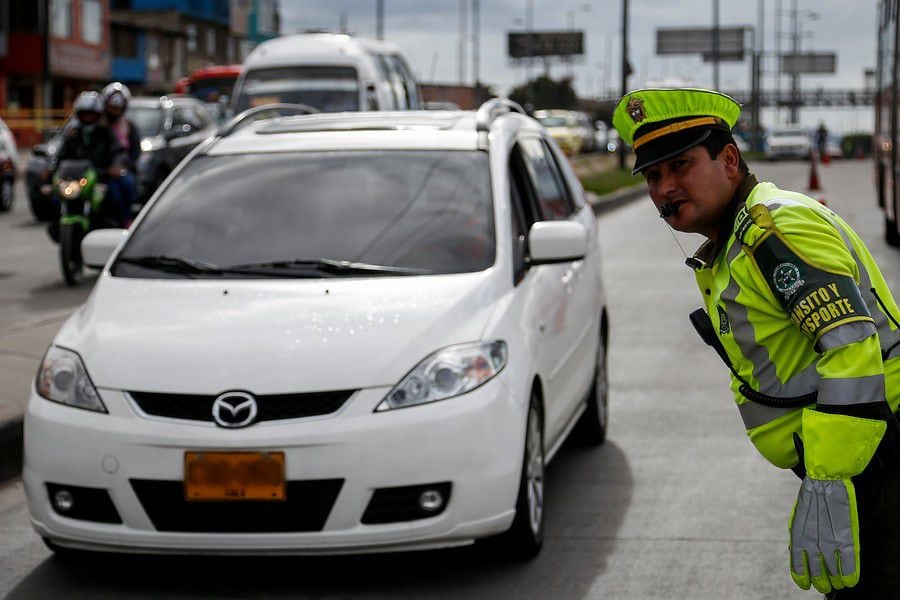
[579,168,643,197]
[840,133,873,158]
[509,76,578,111]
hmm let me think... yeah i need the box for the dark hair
[699,129,749,175]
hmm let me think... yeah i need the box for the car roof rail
[218,103,322,137]
[475,98,527,132]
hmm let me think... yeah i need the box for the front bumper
[24,376,524,555]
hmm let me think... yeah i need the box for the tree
[509,76,578,112]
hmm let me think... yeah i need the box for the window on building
[186,23,197,52]
[257,0,276,34]
[112,25,138,58]
[205,27,216,56]
[11,1,41,33]
[81,0,102,44]
[50,0,72,38]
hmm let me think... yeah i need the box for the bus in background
[174,65,242,122]
[876,0,900,246]
[230,34,421,115]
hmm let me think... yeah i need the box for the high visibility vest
[694,181,900,469]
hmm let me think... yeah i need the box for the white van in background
[231,33,422,114]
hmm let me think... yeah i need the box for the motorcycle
[46,159,117,286]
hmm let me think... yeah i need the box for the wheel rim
[594,342,609,427]
[525,406,544,535]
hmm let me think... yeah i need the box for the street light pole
[712,0,720,89]
[376,0,384,40]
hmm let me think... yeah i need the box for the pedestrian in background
[815,121,829,161]
[613,88,900,598]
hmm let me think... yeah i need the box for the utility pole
[752,0,764,150]
[775,0,781,123]
[789,0,800,123]
[619,0,630,170]
[376,0,384,40]
[712,0,720,89]
[472,0,480,87]
[458,0,467,84]
[525,0,534,110]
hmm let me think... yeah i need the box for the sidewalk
[0,176,646,485]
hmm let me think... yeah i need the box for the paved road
[0,159,894,598]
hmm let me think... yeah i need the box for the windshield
[187,76,237,103]
[235,66,359,113]
[128,105,163,137]
[538,116,568,128]
[113,151,495,279]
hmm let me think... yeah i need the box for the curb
[587,183,646,215]
[0,417,23,483]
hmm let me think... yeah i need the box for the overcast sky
[280,0,878,132]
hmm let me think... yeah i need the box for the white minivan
[231,33,421,114]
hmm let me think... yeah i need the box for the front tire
[59,224,84,286]
[497,393,544,560]
[0,178,13,212]
[886,216,900,247]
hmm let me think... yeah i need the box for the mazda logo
[211,392,258,428]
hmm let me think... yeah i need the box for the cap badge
[626,97,646,123]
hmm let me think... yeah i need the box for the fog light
[419,489,444,512]
[53,490,74,512]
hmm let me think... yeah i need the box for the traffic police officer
[612,88,900,597]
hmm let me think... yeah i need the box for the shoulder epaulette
[733,202,772,248]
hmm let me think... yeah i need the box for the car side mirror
[82,228,129,269]
[528,220,589,264]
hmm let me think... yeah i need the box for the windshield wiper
[224,258,431,277]
[116,255,223,276]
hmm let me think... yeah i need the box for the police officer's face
[642,144,740,239]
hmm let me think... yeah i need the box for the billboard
[508,31,584,59]
[656,27,749,62]
[781,53,837,74]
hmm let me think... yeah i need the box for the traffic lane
[1,441,632,599]
[0,178,96,330]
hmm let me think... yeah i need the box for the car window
[127,105,163,137]
[388,53,420,109]
[235,66,360,113]
[508,145,541,284]
[189,103,214,129]
[518,137,574,220]
[113,151,495,278]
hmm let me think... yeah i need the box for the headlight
[59,179,82,199]
[376,341,507,412]
[36,346,106,413]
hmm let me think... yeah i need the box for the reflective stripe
[722,236,820,398]
[818,321,878,351]
[738,401,797,430]
[817,374,886,406]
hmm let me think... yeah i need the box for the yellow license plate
[184,451,285,501]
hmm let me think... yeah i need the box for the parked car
[132,95,219,203]
[231,33,422,114]
[26,99,609,559]
[26,95,219,220]
[0,116,17,212]
[764,126,811,160]
[534,109,588,156]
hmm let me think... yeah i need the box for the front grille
[129,390,355,423]
[130,479,344,533]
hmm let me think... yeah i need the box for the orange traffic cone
[808,154,822,192]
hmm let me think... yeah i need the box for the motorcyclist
[101,82,141,226]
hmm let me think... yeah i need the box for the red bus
[876,0,900,246]
[174,65,242,103]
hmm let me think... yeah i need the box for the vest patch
[717,305,731,335]
[752,232,872,340]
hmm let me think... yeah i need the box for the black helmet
[73,91,103,119]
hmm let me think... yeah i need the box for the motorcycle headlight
[60,179,82,199]
[36,346,106,413]
[376,341,507,412]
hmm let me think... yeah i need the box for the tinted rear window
[235,66,359,113]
